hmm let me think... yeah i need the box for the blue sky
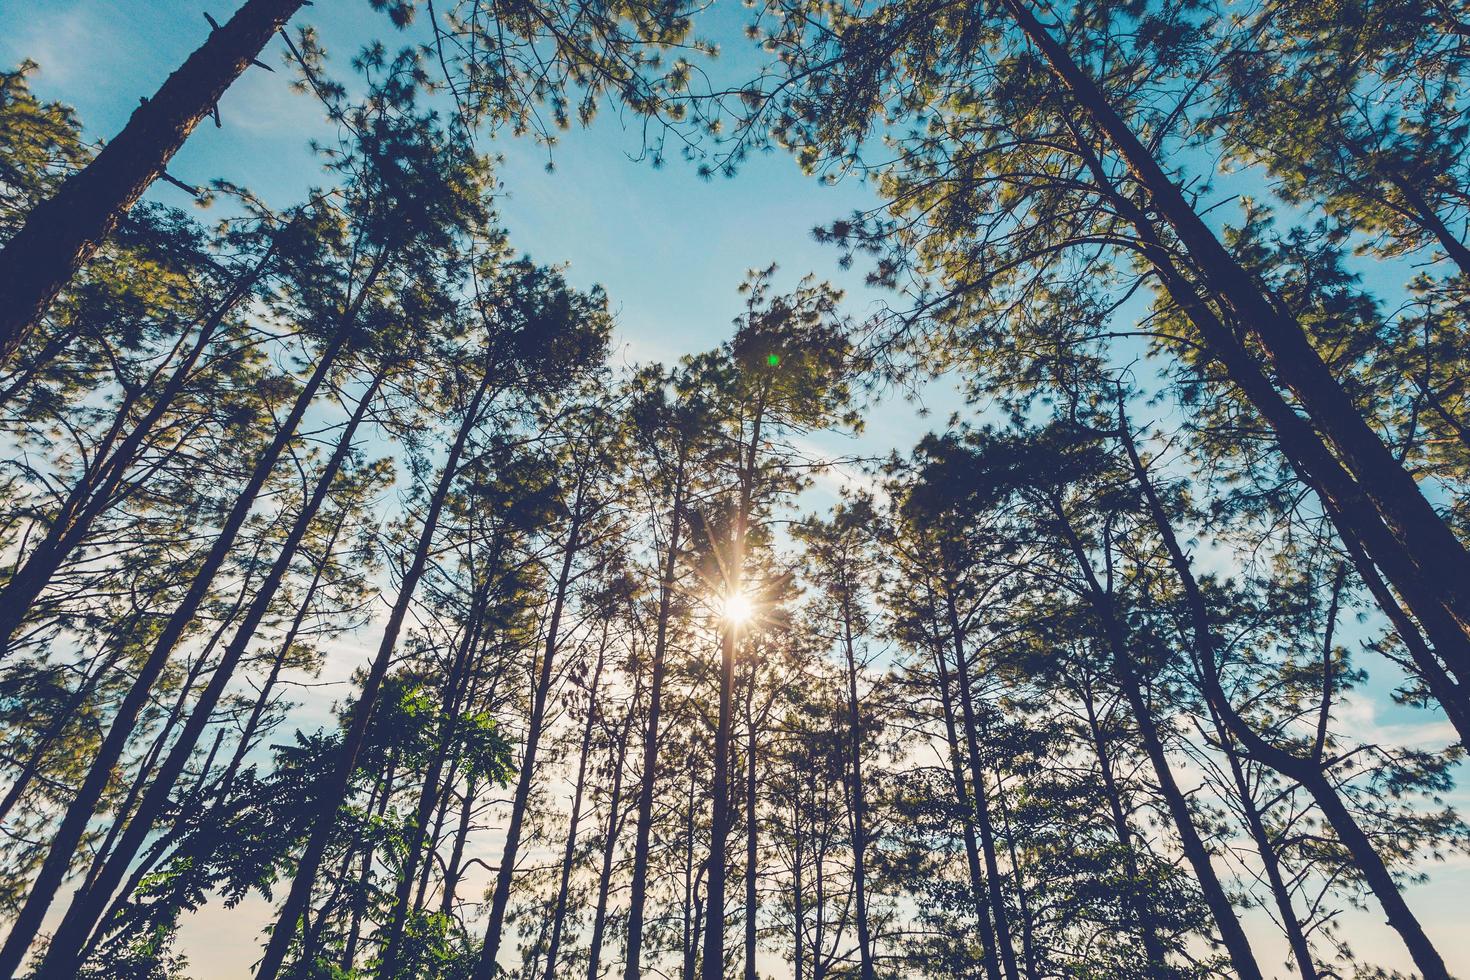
[3,2,1468,977]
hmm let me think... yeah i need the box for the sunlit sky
[2,1,1467,977]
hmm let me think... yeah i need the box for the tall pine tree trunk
[543,629,609,980]
[931,632,1004,980]
[0,243,274,652]
[1050,503,1264,980]
[378,586,492,975]
[624,466,686,978]
[0,0,303,364]
[1121,417,1450,980]
[474,484,589,978]
[1208,713,1319,980]
[1009,0,1470,655]
[944,593,1021,980]
[586,709,630,980]
[839,598,878,980]
[38,365,386,976]
[703,394,765,980]
[1076,673,1170,967]
[254,364,496,980]
[0,324,349,979]
[743,677,759,980]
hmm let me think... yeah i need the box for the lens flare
[721,591,755,625]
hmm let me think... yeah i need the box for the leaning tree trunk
[0,612,143,825]
[474,484,590,978]
[377,586,492,976]
[1059,102,1470,710]
[214,502,352,802]
[0,243,274,653]
[1207,711,1319,980]
[944,593,1022,980]
[37,366,386,977]
[1050,504,1265,980]
[931,632,1004,980]
[0,0,304,365]
[0,323,349,979]
[254,364,496,980]
[1010,0,1470,658]
[1075,673,1171,968]
[1121,417,1451,980]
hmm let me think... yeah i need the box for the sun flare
[720,591,755,625]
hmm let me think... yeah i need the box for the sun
[720,591,755,626]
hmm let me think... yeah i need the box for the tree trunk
[1076,673,1170,967]
[1008,0,1470,652]
[1208,711,1319,980]
[1050,503,1264,980]
[0,613,143,825]
[991,764,1038,980]
[1061,97,1470,705]
[342,745,399,972]
[254,364,496,980]
[1121,415,1450,980]
[38,365,385,976]
[624,463,686,979]
[439,774,478,918]
[473,483,590,978]
[743,676,759,980]
[704,392,766,980]
[543,631,609,980]
[586,709,630,980]
[0,242,274,652]
[682,770,702,980]
[703,614,738,980]
[378,586,492,975]
[0,324,349,979]
[215,501,352,801]
[944,593,1021,980]
[0,0,304,365]
[839,596,878,980]
[931,632,1004,980]
[792,792,806,980]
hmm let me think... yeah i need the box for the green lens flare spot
[767,353,781,367]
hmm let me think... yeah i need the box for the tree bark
[0,0,304,365]
[1075,672,1170,968]
[1120,413,1450,980]
[703,386,766,980]
[1207,710,1319,980]
[1060,90,1470,703]
[743,672,760,980]
[0,323,349,979]
[378,585,492,975]
[254,363,496,980]
[473,478,590,978]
